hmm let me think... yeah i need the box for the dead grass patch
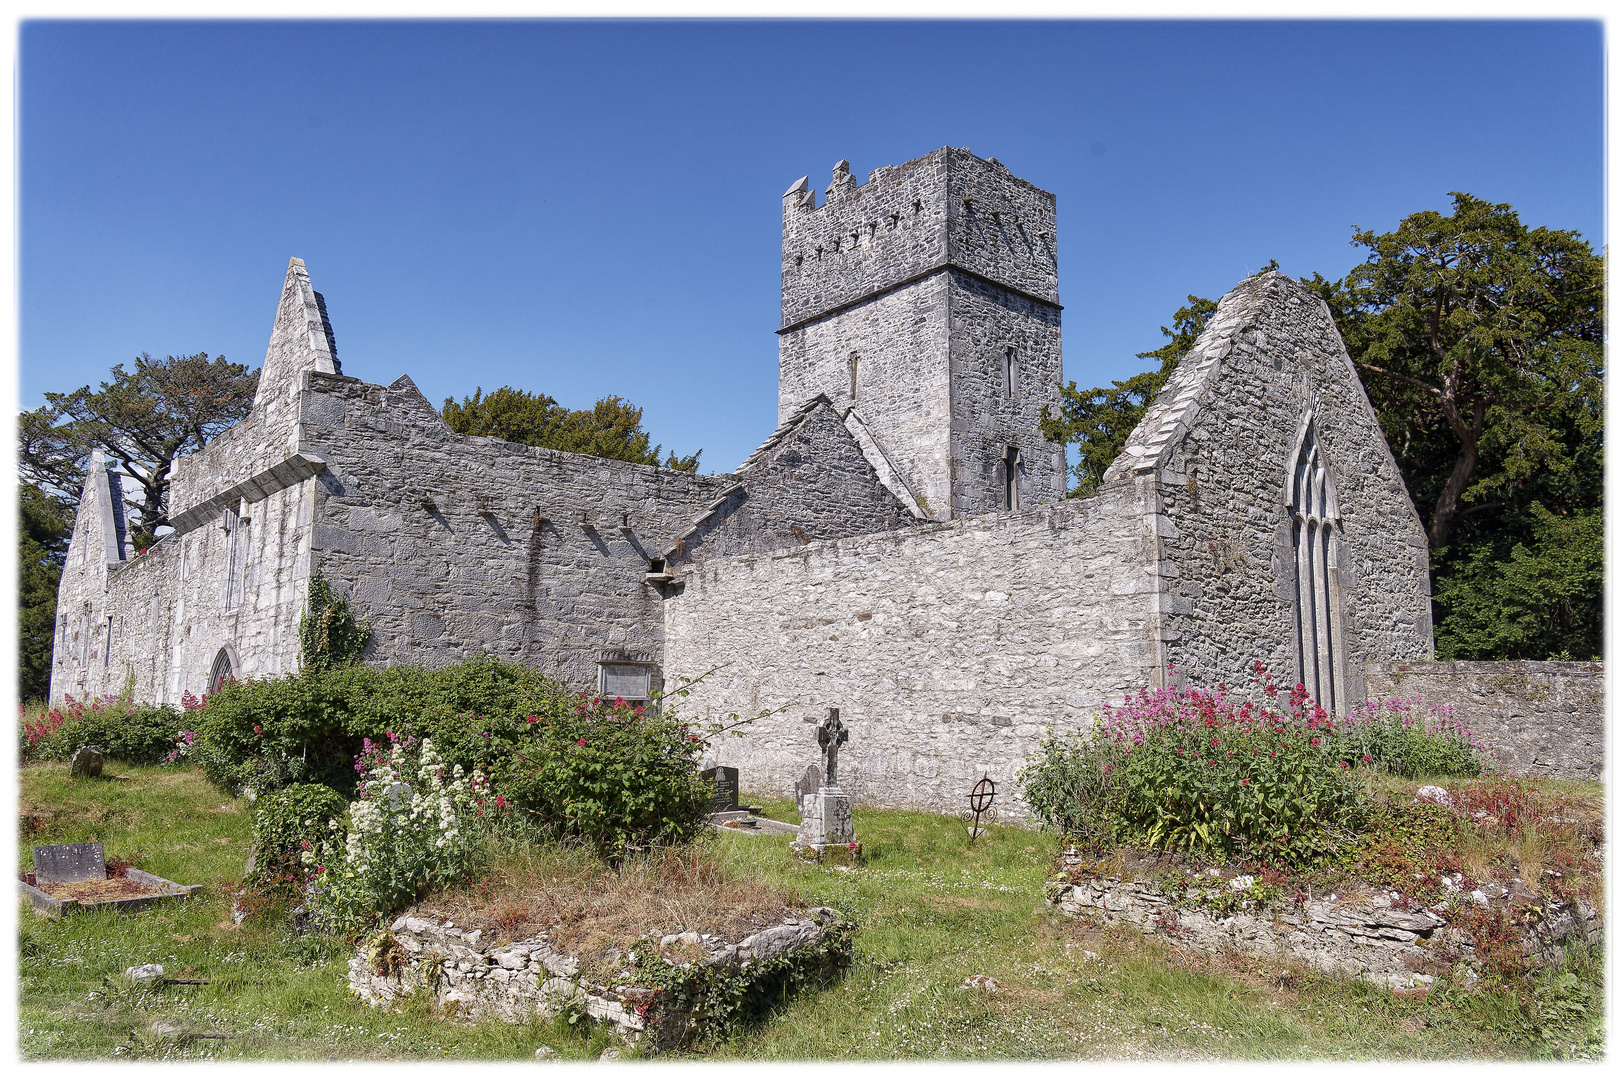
[411,840,802,976]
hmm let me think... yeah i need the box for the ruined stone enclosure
[51,147,1434,817]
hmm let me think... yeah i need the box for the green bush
[193,657,722,860]
[248,783,349,898]
[193,658,567,796]
[19,695,186,766]
[490,694,714,859]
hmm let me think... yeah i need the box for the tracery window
[209,648,235,694]
[1286,413,1344,715]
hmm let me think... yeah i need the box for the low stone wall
[348,906,851,1049]
[1047,874,1601,991]
[1363,661,1605,779]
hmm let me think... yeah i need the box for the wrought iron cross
[816,707,848,786]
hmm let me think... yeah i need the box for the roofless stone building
[50,147,1439,814]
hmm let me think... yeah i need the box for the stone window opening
[1003,347,1019,399]
[104,616,114,667]
[1286,413,1345,715]
[1003,446,1022,512]
[849,353,860,402]
[209,648,235,694]
[222,502,250,613]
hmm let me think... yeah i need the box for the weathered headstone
[701,766,739,813]
[794,763,823,810]
[793,709,860,865]
[70,745,105,778]
[34,841,106,884]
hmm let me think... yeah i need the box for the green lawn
[17,765,1604,1060]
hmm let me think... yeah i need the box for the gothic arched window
[209,648,236,694]
[1285,412,1344,715]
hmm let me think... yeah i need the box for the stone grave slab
[34,841,106,884]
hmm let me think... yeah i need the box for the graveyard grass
[18,763,1605,1061]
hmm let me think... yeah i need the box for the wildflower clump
[1024,664,1362,864]
[1339,694,1486,778]
[18,694,186,766]
[311,734,490,932]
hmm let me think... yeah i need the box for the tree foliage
[18,483,73,701]
[19,352,259,543]
[442,385,701,472]
[1309,193,1604,551]
[1307,193,1603,660]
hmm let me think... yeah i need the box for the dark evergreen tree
[442,386,700,472]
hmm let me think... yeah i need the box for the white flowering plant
[309,732,494,932]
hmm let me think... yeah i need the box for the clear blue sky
[18,19,1605,475]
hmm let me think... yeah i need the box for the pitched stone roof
[736,394,835,473]
[1101,271,1285,485]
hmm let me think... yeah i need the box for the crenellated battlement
[780,146,1059,331]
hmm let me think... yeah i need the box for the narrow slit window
[1003,446,1022,511]
[104,616,114,666]
[849,353,860,402]
[1003,347,1018,399]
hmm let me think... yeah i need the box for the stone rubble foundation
[1047,875,1601,991]
[348,906,852,1049]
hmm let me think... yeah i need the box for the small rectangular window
[1003,347,1019,399]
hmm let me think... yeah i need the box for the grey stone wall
[52,459,317,706]
[1107,272,1434,704]
[1364,661,1605,779]
[777,147,1063,520]
[947,270,1064,515]
[676,396,915,562]
[297,371,915,693]
[662,487,1160,820]
[778,275,954,517]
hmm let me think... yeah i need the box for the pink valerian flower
[576,738,587,747]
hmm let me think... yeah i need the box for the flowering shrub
[18,695,185,766]
[1023,665,1363,863]
[1339,695,1486,778]
[311,735,490,932]
[193,658,568,796]
[164,729,199,763]
[491,694,715,859]
[247,782,349,898]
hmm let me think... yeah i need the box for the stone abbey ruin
[59,145,1593,815]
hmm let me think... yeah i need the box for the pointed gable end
[254,257,342,411]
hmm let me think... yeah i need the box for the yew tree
[1321,193,1604,551]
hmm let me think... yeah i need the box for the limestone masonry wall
[1141,273,1433,699]
[298,370,910,693]
[778,276,953,516]
[947,270,1064,515]
[777,147,1064,519]
[1364,661,1605,779]
[663,487,1159,820]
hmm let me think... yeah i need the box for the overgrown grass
[17,766,1605,1060]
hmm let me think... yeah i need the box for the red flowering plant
[1023,663,1361,865]
[489,692,719,859]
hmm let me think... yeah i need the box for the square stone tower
[777,147,1064,519]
